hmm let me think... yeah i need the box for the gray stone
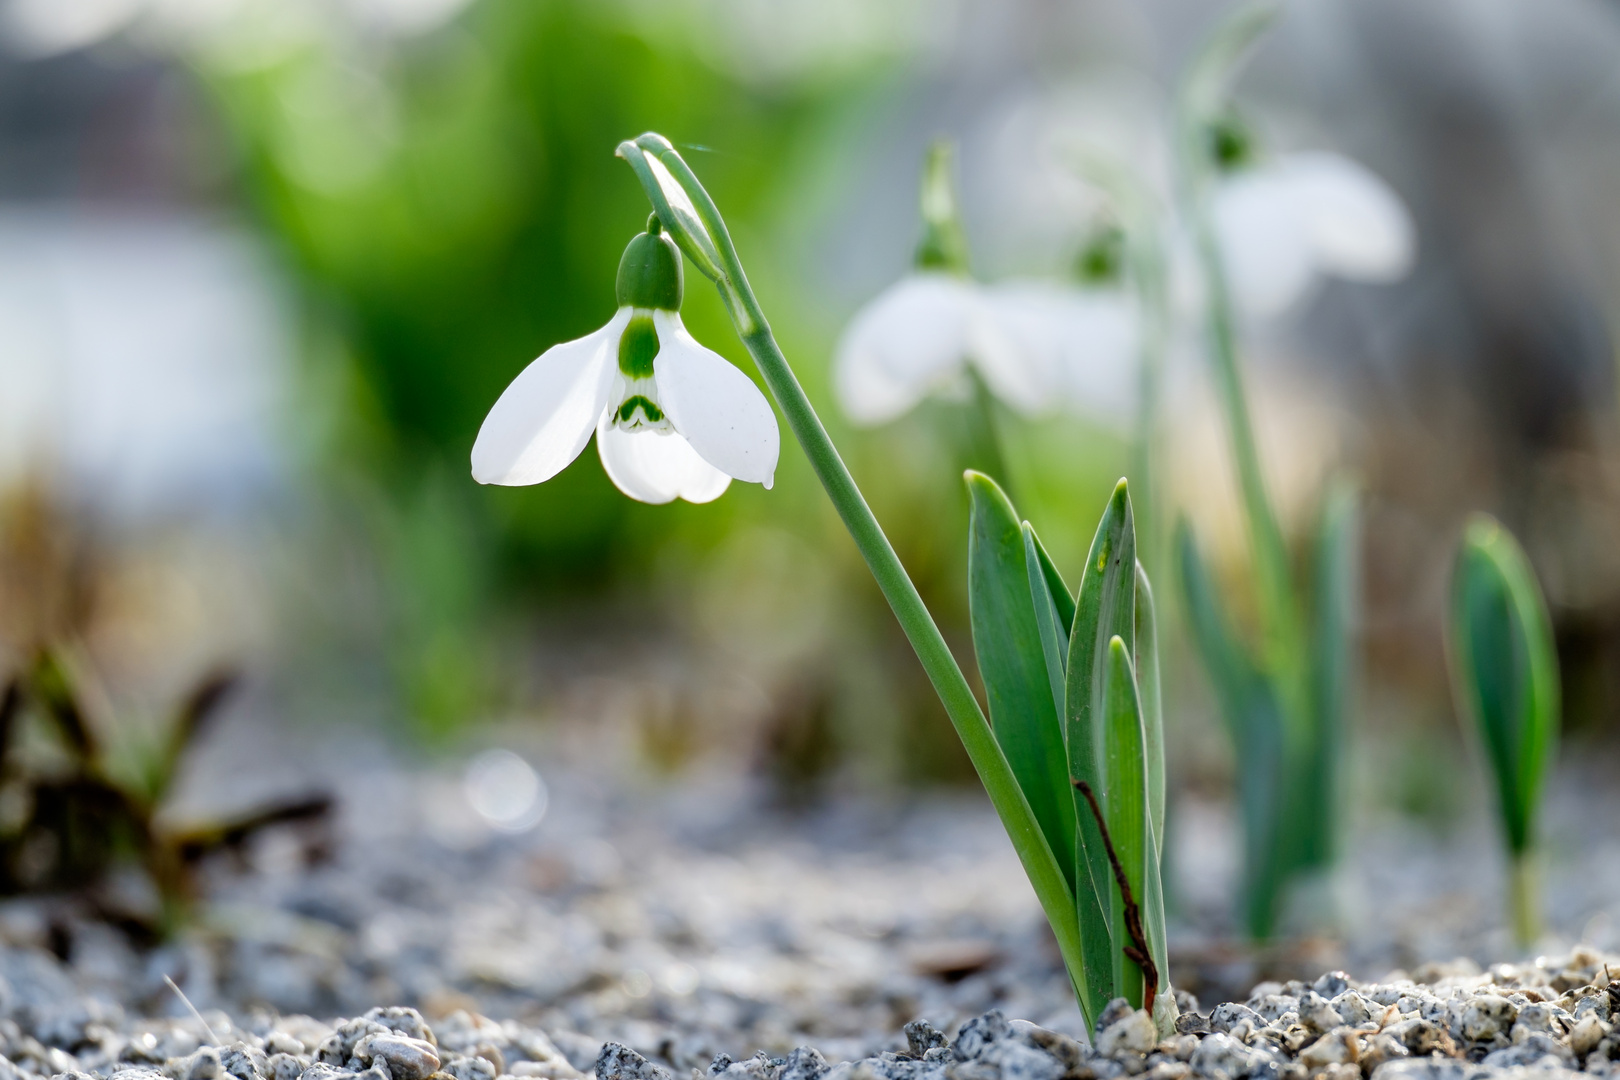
[1312,974,1352,999]
[1365,1061,1477,1080]
[266,1054,303,1080]
[219,1044,269,1080]
[1480,1033,1574,1069]
[318,1024,390,1068]
[1296,993,1343,1036]
[1330,991,1376,1028]
[1188,1034,1258,1080]
[779,1048,829,1080]
[1249,998,1298,1025]
[359,1012,434,1049]
[1458,996,1518,1043]
[595,1045,673,1080]
[952,1014,1012,1061]
[1095,1012,1156,1057]
[904,1023,946,1059]
[352,1036,439,1080]
[1209,1006,1263,1037]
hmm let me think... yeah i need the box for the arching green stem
[616,133,1092,1023]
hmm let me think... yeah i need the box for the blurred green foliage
[200,0,851,587]
[188,0,1130,750]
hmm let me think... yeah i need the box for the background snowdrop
[833,142,1060,429]
[1208,138,1415,320]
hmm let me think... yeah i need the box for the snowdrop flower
[472,220,778,503]
[990,279,1139,424]
[834,272,1058,425]
[1210,139,1415,320]
[834,142,1057,426]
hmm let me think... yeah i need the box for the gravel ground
[0,727,1617,1080]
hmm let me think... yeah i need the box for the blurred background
[4,0,1620,1031]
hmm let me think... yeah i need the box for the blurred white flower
[472,226,778,504]
[833,272,1056,425]
[1211,150,1415,320]
[990,280,1140,425]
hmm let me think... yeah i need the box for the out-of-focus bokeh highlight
[5,0,1620,956]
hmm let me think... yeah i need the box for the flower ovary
[616,229,684,310]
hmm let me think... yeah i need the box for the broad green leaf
[1176,520,1290,938]
[1301,484,1357,871]
[1448,514,1559,856]
[967,472,1078,896]
[1101,635,1149,1006]
[1066,479,1137,1015]
[1023,522,1069,718]
[1135,561,1165,856]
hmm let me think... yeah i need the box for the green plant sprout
[0,651,331,937]
[1172,3,1360,940]
[967,472,1169,1027]
[472,131,1177,1035]
[1445,515,1559,949]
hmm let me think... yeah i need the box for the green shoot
[1446,514,1559,948]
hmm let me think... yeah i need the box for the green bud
[615,216,684,310]
[913,140,971,275]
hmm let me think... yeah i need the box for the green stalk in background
[615,133,1089,1017]
[1068,161,1173,577]
[1446,515,1559,948]
[1171,3,1359,939]
[917,141,1016,496]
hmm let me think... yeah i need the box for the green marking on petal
[618,314,659,379]
[617,395,665,425]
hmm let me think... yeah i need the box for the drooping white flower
[988,279,1140,424]
[1211,150,1414,320]
[833,272,1056,426]
[472,222,778,504]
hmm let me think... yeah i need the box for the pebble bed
[3,946,1620,1080]
[2,736,1618,1080]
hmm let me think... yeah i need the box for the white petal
[597,412,731,504]
[982,281,1091,416]
[1280,151,1415,282]
[1211,167,1315,320]
[652,310,780,487]
[833,273,977,425]
[990,281,1138,423]
[471,309,628,485]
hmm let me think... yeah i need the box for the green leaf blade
[1448,514,1560,856]
[1176,520,1290,938]
[1102,635,1149,1007]
[1301,485,1357,871]
[1135,561,1165,857]
[1023,523,1070,718]
[967,472,1078,897]
[1066,478,1137,1014]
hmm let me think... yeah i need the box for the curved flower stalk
[612,132,1125,1031]
[472,218,779,504]
[1171,2,1388,939]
